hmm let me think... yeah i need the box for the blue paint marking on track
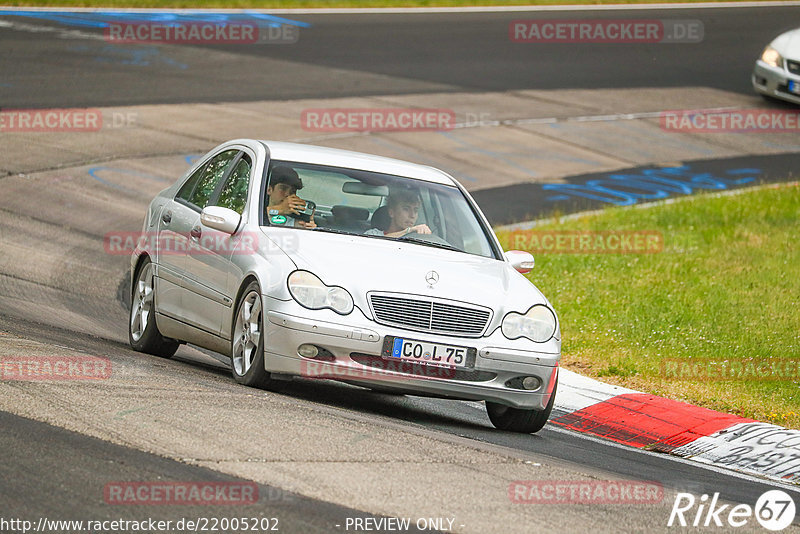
[88,156,202,193]
[69,43,188,68]
[0,10,311,29]
[542,165,758,206]
[470,153,797,225]
[87,166,172,194]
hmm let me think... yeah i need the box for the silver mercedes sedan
[129,139,560,433]
[753,27,800,105]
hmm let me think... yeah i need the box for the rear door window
[215,154,252,214]
[176,149,238,210]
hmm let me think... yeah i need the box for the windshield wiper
[313,228,463,253]
[398,236,462,252]
[313,227,352,235]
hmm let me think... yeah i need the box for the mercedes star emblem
[425,270,439,285]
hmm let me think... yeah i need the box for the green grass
[2,0,780,7]
[497,184,800,429]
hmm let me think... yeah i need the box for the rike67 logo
[668,490,796,531]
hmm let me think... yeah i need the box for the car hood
[772,28,800,58]
[272,229,548,315]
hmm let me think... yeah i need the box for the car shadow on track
[268,376,496,433]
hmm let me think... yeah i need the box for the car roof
[259,140,457,186]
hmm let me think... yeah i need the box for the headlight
[287,270,354,315]
[761,46,783,68]
[502,305,557,343]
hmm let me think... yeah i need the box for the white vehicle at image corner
[752,27,800,105]
[128,139,560,433]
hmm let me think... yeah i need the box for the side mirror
[505,250,535,274]
[200,206,241,235]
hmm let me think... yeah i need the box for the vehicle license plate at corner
[390,337,469,368]
[789,80,800,95]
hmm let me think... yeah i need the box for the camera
[290,199,316,222]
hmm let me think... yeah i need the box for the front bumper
[752,60,800,105]
[262,300,559,410]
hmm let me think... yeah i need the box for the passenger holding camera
[265,166,316,229]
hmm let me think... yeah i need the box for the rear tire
[486,378,557,434]
[231,281,284,391]
[129,257,179,358]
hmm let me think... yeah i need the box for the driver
[365,189,431,237]
[265,166,316,229]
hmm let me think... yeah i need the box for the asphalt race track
[1,6,800,106]
[1,5,799,533]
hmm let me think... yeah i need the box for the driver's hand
[411,224,432,235]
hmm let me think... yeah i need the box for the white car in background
[128,139,560,433]
[753,27,800,104]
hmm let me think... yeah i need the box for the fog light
[504,375,543,391]
[298,344,319,359]
[521,376,541,391]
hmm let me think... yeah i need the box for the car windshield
[263,159,498,259]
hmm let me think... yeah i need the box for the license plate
[789,81,800,95]
[387,337,471,369]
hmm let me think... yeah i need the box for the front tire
[231,282,284,391]
[486,378,558,434]
[129,257,179,358]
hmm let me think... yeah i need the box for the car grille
[788,60,800,75]
[369,294,491,336]
[350,353,496,382]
